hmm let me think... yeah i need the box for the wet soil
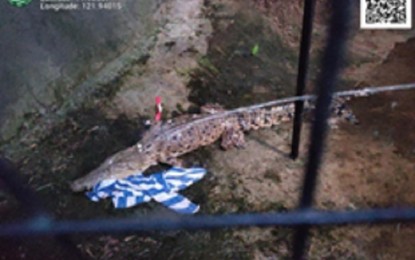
[334,36,415,260]
[351,37,415,157]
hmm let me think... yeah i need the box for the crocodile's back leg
[220,126,246,150]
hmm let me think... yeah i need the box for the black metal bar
[290,0,316,160]
[292,1,352,259]
[1,208,415,237]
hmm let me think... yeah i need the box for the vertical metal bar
[290,0,316,160]
[292,1,351,259]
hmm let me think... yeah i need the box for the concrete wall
[0,0,162,139]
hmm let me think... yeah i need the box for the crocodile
[70,97,356,192]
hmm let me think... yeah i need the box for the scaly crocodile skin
[70,98,356,191]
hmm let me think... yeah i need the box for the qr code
[361,0,412,29]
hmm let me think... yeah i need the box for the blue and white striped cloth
[86,167,207,214]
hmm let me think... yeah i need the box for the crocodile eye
[136,143,143,152]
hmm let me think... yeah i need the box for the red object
[155,96,162,122]
[155,112,162,121]
[155,96,162,105]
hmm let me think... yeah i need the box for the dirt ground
[1,0,415,259]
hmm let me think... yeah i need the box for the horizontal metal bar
[228,82,415,113]
[336,83,415,97]
[1,208,415,237]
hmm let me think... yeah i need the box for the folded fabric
[86,167,207,214]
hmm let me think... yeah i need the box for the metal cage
[1,1,415,259]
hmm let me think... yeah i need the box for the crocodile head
[70,143,157,192]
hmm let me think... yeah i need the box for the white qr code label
[361,0,412,29]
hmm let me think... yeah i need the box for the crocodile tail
[236,103,305,130]
[235,97,357,131]
[330,97,359,124]
[305,97,359,124]
[304,97,359,125]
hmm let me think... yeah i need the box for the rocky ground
[1,0,415,259]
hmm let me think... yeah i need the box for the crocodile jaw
[71,160,156,192]
[70,168,108,192]
[70,143,160,192]
[71,159,155,191]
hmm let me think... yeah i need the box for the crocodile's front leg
[220,127,246,150]
[159,157,185,167]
